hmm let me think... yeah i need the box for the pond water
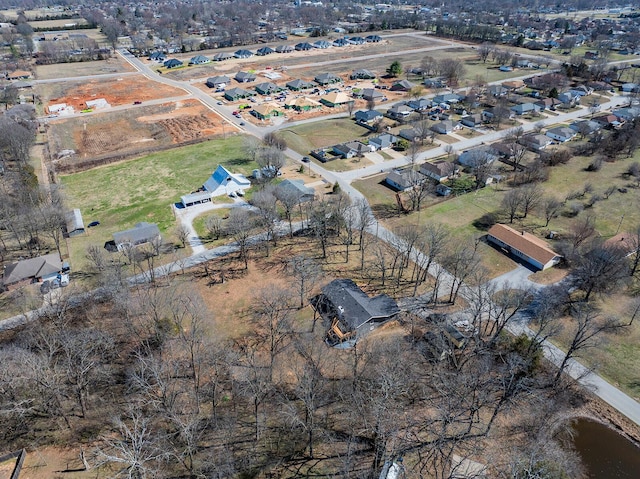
[571,418,640,478]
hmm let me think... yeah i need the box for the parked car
[133,100,142,105]
[302,156,310,162]
[87,221,100,227]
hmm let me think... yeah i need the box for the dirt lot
[43,75,184,111]
[48,100,230,168]
[35,57,136,80]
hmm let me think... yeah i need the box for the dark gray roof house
[254,82,280,95]
[235,71,257,83]
[360,88,385,102]
[368,133,397,150]
[314,72,341,85]
[163,58,183,68]
[224,87,255,101]
[206,75,230,88]
[286,78,314,91]
[256,46,275,56]
[275,45,294,53]
[390,79,415,91]
[295,42,314,51]
[189,55,210,65]
[350,69,376,80]
[213,52,234,61]
[234,49,253,59]
[408,98,432,111]
[385,169,423,191]
[113,222,161,252]
[3,253,63,288]
[365,35,382,42]
[354,109,382,123]
[275,179,315,203]
[311,279,400,346]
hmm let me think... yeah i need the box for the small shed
[65,209,85,237]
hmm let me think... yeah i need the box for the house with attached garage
[458,145,500,168]
[275,179,315,203]
[311,279,400,347]
[286,78,314,91]
[275,45,294,53]
[487,224,562,271]
[189,55,210,65]
[385,169,423,191]
[460,113,483,128]
[203,165,251,197]
[314,72,341,85]
[251,103,282,120]
[224,87,255,101]
[163,58,183,68]
[510,102,540,115]
[235,71,257,83]
[332,141,371,158]
[408,98,432,111]
[368,133,397,150]
[431,120,456,135]
[390,79,415,92]
[285,97,322,112]
[295,42,314,51]
[519,133,552,151]
[433,93,463,105]
[234,49,253,59]
[420,160,458,182]
[355,109,382,124]
[206,75,230,88]
[149,51,166,62]
[386,103,414,120]
[256,46,275,56]
[350,69,376,80]
[113,223,161,252]
[213,52,233,61]
[546,126,576,142]
[2,253,63,290]
[320,91,351,107]
[254,82,281,95]
[359,88,385,102]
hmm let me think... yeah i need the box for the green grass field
[60,136,252,269]
[279,119,373,154]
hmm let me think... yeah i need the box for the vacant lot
[279,118,373,154]
[60,135,251,269]
[29,18,89,28]
[35,57,136,80]
[48,100,229,167]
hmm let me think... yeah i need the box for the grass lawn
[60,135,251,270]
[279,119,372,154]
[192,208,232,239]
[35,57,135,80]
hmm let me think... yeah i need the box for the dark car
[40,281,51,294]
[87,221,100,227]
[301,156,310,163]
[133,101,142,105]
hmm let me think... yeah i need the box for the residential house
[7,70,32,80]
[354,110,382,124]
[385,169,423,191]
[206,75,230,89]
[487,85,509,97]
[313,40,331,49]
[360,88,385,102]
[275,45,294,53]
[424,77,446,88]
[460,113,483,128]
[314,73,341,85]
[420,160,458,182]
[436,184,453,196]
[431,120,456,135]
[285,97,322,112]
[458,145,500,167]
[113,222,161,252]
[603,232,640,257]
[286,78,314,91]
[223,87,255,101]
[546,126,577,142]
[502,80,526,90]
[557,91,580,105]
[294,42,314,51]
[368,133,397,150]
[189,55,210,65]
[320,91,351,107]
[349,36,366,45]
[2,253,63,289]
[65,209,85,237]
[482,106,514,122]
[213,52,233,61]
[332,141,371,158]
[203,164,251,197]
[390,79,415,91]
[569,120,601,136]
[333,38,350,47]
[234,49,253,59]
[510,102,540,115]
[613,107,640,122]
[592,114,621,129]
[256,46,275,56]
[235,71,257,83]
[535,97,562,111]
[519,133,552,151]
[386,103,414,120]
[398,128,419,142]
[433,93,463,105]
[350,69,376,80]
[407,98,432,111]
[251,103,282,120]
[163,58,183,68]
[275,179,315,203]
[148,51,166,62]
[486,224,562,271]
[254,82,280,95]
[311,278,400,346]
[365,35,382,42]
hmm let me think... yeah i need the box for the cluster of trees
[1,238,602,478]
[419,55,467,86]
[0,106,68,265]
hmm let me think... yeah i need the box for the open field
[48,100,229,166]
[279,118,372,153]
[35,57,136,80]
[29,18,89,28]
[59,135,250,270]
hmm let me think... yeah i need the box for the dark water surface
[571,418,640,478]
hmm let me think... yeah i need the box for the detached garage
[487,224,562,271]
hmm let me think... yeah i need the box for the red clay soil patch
[47,75,185,110]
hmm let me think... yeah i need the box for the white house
[546,126,577,142]
[203,165,251,197]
